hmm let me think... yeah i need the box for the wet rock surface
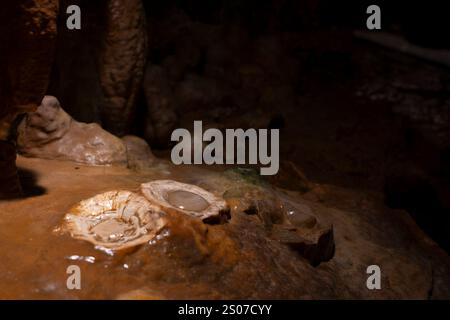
[19,3,448,256]
[141,180,230,223]
[222,174,334,266]
[1,156,448,299]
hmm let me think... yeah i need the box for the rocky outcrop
[223,174,334,266]
[16,96,159,169]
[98,0,148,136]
[17,96,128,166]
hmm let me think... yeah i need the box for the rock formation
[17,96,128,166]
[16,96,158,169]
[64,190,167,250]
[122,135,156,170]
[141,180,230,224]
[0,0,59,198]
[98,0,148,136]
[223,174,334,266]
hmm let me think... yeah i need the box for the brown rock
[98,0,148,136]
[270,223,335,267]
[225,184,334,266]
[0,0,58,139]
[284,202,317,228]
[255,196,334,266]
[17,96,127,166]
[122,135,156,170]
[115,288,166,300]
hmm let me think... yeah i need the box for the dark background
[45,0,450,252]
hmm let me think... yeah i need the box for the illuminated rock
[17,96,128,166]
[141,180,230,223]
[64,190,167,251]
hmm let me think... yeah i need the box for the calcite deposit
[64,190,167,250]
[17,96,128,166]
[141,180,230,223]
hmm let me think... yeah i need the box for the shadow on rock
[17,167,46,198]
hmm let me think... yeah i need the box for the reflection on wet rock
[223,184,334,266]
[167,190,210,212]
[283,201,317,229]
[269,223,335,267]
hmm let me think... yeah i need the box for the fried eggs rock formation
[141,180,230,224]
[63,180,230,251]
[64,190,167,251]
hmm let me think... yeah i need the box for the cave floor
[0,156,448,299]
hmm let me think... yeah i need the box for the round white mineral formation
[64,190,167,250]
[140,180,229,222]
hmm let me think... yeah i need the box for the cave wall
[48,0,106,124]
[0,0,59,198]
[0,0,59,139]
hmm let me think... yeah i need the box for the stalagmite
[98,0,148,136]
